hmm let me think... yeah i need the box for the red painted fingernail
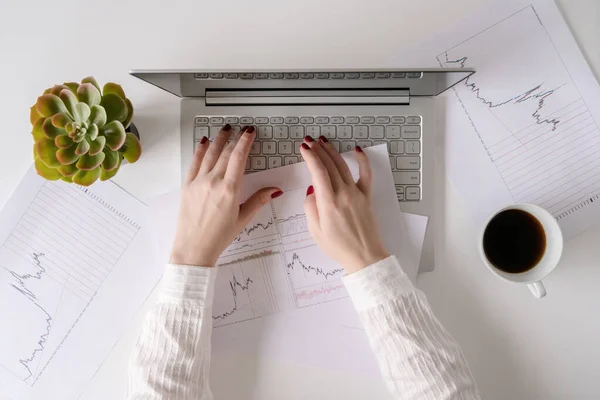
[246,126,255,133]
[301,143,310,150]
[271,190,284,199]
[319,136,328,143]
[223,124,232,131]
[200,136,208,144]
[304,135,314,142]
[306,185,314,196]
[355,146,363,153]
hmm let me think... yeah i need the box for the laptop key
[315,117,329,124]
[391,116,406,124]
[346,72,359,79]
[353,126,368,139]
[195,117,209,125]
[369,126,385,139]
[263,141,277,155]
[315,72,329,79]
[405,186,420,200]
[389,157,396,169]
[194,126,209,139]
[300,116,314,124]
[278,141,293,155]
[255,117,269,124]
[330,116,344,124]
[225,117,239,124]
[294,141,303,154]
[386,126,401,139]
[341,140,356,152]
[376,116,390,124]
[375,72,391,78]
[390,141,405,154]
[270,117,284,124]
[393,171,420,185]
[255,73,269,79]
[210,126,221,138]
[290,126,305,139]
[345,116,360,124]
[269,156,282,168]
[357,140,372,149]
[407,116,421,124]
[251,157,267,170]
[210,117,224,125]
[299,73,314,79]
[284,156,298,165]
[274,126,289,139]
[240,117,254,124]
[306,125,320,137]
[402,125,421,139]
[258,126,273,139]
[250,142,261,155]
[209,73,223,79]
[360,116,375,124]
[269,73,284,79]
[284,73,299,79]
[330,72,344,79]
[406,140,421,154]
[321,126,336,139]
[337,126,352,139]
[245,158,251,171]
[373,140,387,148]
[285,116,299,124]
[331,140,340,152]
[397,156,420,170]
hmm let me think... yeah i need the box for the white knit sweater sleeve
[127,264,217,400]
[342,255,481,399]
[127,257,480,400]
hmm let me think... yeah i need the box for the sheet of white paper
[0,167,161,400]
[400,0,600,238]
[149,144,427,374]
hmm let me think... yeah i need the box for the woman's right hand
[300,136,390,274]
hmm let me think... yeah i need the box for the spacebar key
[392,171,420,185]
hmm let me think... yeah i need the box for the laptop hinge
[205,89,410,106]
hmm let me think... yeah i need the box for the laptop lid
[130,69,474,99]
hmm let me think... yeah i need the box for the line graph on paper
[437,5,600,220]
[0,181,139,385]
[212,186,348,326]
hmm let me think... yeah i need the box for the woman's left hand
[170,125,282,267]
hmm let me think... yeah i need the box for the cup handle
[527,281,547,299]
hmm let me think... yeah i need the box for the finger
[300,142,334,202]
[354,146,372,194]
[303,185,320,232]
[199,124,232,173]
[212,128,244,177]
[225,127,256,182]
[318,136,354,184]
[184,136,209,184]
[304,136,344,190]
[238,187,283,228]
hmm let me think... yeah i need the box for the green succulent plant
[30,77,142,186]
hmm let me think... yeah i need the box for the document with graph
[0,167,161,399]
[405,0,600,239]
[149,145,425,373]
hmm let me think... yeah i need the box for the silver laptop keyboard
[193,115,422,201]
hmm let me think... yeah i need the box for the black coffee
[483,209,546,274]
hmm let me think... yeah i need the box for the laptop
[130,69,474,272]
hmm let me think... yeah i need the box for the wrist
[344,249,390,274]
[170,246,217,267]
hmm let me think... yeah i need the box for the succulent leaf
[100,120,126,150]
[59,89,78,117]
[81,77,101,92]
[77,83,101,107]
[50,85,70,96]
[100,162,121,181]
[30,105,42,125]
[72,102,91,123]
[123,98,134,128]
[75,139,90,155]
[89,136,106,155]
[35,94,68,117]
[32,118,45,142]
[58,163,78,177]
[35,138,61,167]
[42,117,66,138]
[88,124,99,141]
[51,113,72,128]
[102,148,120,171]
[100,93,127,123]
[35,157,62,181]
[56,146,79,165]
[73,167,101,186]
[89,105,107,127]
[55,135,74,149]
[76,152,105,171]
[102,82,126,99]
[63,82,80,93]
[120,132,142,163]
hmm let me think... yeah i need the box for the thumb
[238,187,282,227]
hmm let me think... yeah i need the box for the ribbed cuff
[342,255,415,311]
[159,264,218,307]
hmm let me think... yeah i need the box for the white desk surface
[1,0,599,398]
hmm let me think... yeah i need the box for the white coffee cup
[478,203,563,299]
